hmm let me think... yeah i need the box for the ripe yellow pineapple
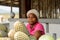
[14,31,30,40]
[8,29,16,40]
[0,37,11,40]
[14,20,29,35]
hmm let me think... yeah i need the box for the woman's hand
[34,30,42,40]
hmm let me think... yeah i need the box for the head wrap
[27,9,39,18]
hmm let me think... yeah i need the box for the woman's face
[27,13,38,25]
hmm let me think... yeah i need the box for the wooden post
[19,0,26,18]
[53,33,57,40]
[46,23,49,33]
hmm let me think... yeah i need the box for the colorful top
[26,22,45,36]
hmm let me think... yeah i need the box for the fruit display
[0,31,7,37]
[57,38,60,40]
[8,29,16,40]
[0,37,11,40]
[14,31,30,40]
[0,20,59,40]
[0,24,7,32]
[8,20,37,40]
[39,34,54,40]
[14,20,29,35]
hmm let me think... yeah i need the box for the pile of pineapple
[8,20,36,40]
[0,24,9,40]
[0,24,8,37]
[1,20,59,40]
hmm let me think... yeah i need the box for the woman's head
[27,9,39,25]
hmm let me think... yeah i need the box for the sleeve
[34,24,45,33]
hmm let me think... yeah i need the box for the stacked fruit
[0,24,7,37]
[14,20,29,35]
[38,34,54,40]
[57,38,60,40]
[14,31,30,40]
[8,20,36,40]
[0,37,11,40]
[8,29,16,40]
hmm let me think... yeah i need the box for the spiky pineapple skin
[0,31,7,37]
[8,29,16,40]
[14,20,29,35]
[14,31,30,40]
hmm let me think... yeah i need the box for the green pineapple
[39,34,54,40]
[0,24,7,32]
[57,38,60,40]
[0,31,7,37]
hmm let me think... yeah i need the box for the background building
[0,0,60,18]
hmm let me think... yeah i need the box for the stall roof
[0,0,19,7]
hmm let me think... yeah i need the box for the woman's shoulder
[26,23,30,28]
[35,22,45,33]
[36,22,43,27]
[26,23,30,26]
[35,22,44,30]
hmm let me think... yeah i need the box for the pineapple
[8,29,16,40]
[0,24,7,32]
[14,31,30,40]
[0,31,7,37]
[0,37,11,40]
[39,34,54,40]
[14,20,29,36]
[57,38,60,40]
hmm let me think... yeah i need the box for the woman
[26,9,45,40]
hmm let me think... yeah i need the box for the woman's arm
[34,30,42,40]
